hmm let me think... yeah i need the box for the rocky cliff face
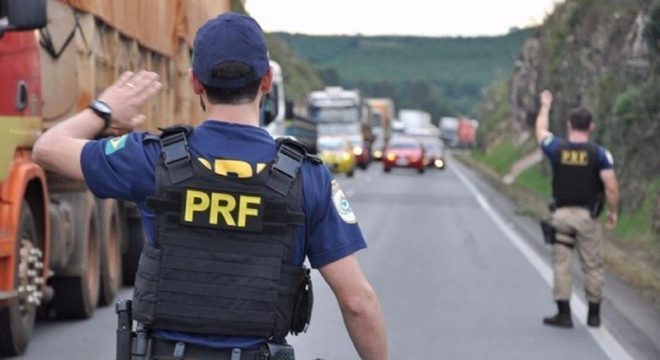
[490,0,659,218]
[511,0,655,128]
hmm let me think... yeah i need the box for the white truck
[399,109,432,131]
[307,87,373,167]
[261,61,317,152]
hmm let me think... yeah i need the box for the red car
[383,137,425,174]
[348,135,371,169]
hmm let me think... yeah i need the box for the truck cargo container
[0,0,229,355]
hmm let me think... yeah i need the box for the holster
[540,218,574,249]
[540,219,557,245]
[290,268,313,335]
[266,343,296,360]
[116,300,133,360]
[589,194,605,219]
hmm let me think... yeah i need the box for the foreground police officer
[535,90,619,329]
[33,12,388,360]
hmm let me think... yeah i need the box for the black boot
[543,300,573,328]
[587,302,601,327]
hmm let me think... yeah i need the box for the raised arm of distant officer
[320,255,388,360]
[32,71,162,178]
[535,89,553,144]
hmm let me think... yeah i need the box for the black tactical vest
[132,126,316,340]
[552,140,604,208]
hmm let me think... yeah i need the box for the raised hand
[540,90,553,109]
[98,70,163,130]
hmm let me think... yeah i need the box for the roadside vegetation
[463,0,660,307]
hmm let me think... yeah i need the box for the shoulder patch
[331,180,357,224]
[604,149,614,166]
[542,135,554,147]
[105,134,128,155]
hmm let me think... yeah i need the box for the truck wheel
[418,167,425,174]
[0,201,40,356]
[52,198,100,319]
[98,200,123,306]
[347,168,355,177]
[121,216,144,286]
[384,167,391,173]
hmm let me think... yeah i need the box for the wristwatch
[88,99,112,129]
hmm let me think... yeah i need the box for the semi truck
[261,60,317,153]
[440,117,478,147]
[365,98,394,160]
[308,87,372,168]
[456,118,478,148]
[399,109,432,131]
[440,117,459,146]
[0,0,228,355]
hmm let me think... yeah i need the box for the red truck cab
[0,1,51,356]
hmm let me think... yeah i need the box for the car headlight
[435,159,444,168]
[386,153,396,161]
[353,146,363,156]
[342,152,351,161]
[374,150,382,158]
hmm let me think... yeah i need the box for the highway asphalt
[14,156,660,359]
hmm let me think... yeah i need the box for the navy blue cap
[192,12,269,89]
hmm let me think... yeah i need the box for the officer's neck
[205,103,260,127]
[567,130,590,143]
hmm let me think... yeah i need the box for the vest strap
[268,143,304,196]
[160,129,193,184]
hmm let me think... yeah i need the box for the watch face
[93,100,112,115]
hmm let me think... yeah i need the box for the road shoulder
[450,155,660,360]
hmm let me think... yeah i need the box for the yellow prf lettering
[214,160,253,178]
[560,150,588,166]
[183,189,262,229]
[578,151,588,164]
[210,193,236,226]
[238,196,261,227]
[184,190,210,222]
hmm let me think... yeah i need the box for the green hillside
[275,30,531,119]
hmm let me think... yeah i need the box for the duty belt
[151,340,267,360]
[150,340,295,360]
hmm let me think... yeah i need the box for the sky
[245,0,563,37]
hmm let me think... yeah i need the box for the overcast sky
[245,0,563,37]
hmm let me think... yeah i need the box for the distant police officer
[535,90,619,329]
[33,12,388,360]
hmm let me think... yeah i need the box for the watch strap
[88,100,112,129]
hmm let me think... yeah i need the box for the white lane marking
[450,163,634,360]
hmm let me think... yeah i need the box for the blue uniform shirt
[80,120,367,349]
[540,134,614,170]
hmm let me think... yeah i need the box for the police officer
[33,12,388,359]
[535,90,619,328]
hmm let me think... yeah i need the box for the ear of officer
[189,66,274,127]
